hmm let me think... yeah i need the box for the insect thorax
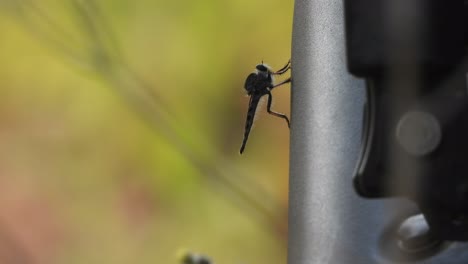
[246,73,272,92]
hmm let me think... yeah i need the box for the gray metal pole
[288,0,468,263]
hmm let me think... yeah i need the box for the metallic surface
[288,0,468,263]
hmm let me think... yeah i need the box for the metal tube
[288,0,468,263]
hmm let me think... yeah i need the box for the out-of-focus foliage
[0,0,293,263]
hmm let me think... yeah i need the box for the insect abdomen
[240,95,261,154]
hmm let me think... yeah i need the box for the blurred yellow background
[0,0,293,263]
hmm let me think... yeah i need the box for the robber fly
[240,60,292,154]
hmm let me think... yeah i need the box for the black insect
[240,60,292,154]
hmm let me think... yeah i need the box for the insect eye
[256,64,268,72]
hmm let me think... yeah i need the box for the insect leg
[273,60,291,75]
[240,95,262,154]
[266,91,290,128]
[270,77,291,90]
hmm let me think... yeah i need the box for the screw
[396,111,442,156]
[397,214,441,253]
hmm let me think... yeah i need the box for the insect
[240,60,292,154]
[180,252,212,264]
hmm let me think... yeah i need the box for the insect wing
[244,73,258,94]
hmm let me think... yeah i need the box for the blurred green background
[0,0,293,263]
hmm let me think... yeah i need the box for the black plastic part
[346,0,468,241]
[355,66,468,241]
[344,0,466,77]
